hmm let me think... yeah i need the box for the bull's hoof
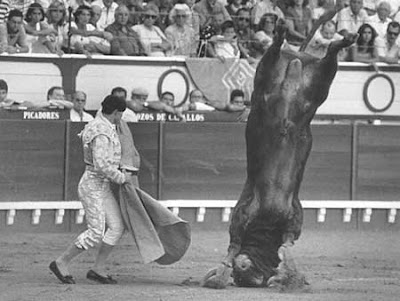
[267,270,308,291]
[201,265,232,289]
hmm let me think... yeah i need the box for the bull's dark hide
[233,210,286,287]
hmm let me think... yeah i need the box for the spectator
[46,1,68,53]
[376,21,400,63]
[0,9,29,54]
[70,5,112,55]
[208,20,240,61]
[305,20,343,58]
[285,0,313,48]
[70,91,94,122]
[90,5,102,28]
[157,0,173,32]
[184,0,200,42]
[111,86,138,122]
[349,23,378,62]
[336,0,369,35]
[165,3,197,57]
[24,3,58,53]
[0,79,14,107]
[253,12,277,59]
[193,0,231,30]
[126,86,149,112]
[8,0,33,17]
[225,0,243,18]
[46,86,73,108]
[367,1,391,37]
[0,0,10,24]
[312,0,335,22]
[226,89,247,111]
[186,89,216,111]
[235,8,256,60]
[105,5,146,56]
[132,4,171,56]
[90,0,118,31]
[251,0,284,27]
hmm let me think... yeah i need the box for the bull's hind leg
[202,179,255,289]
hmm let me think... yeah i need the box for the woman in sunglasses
[253,13,277,59]
[132,4,171,56]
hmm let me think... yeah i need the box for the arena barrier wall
[1,55,400,117]
[0,119,400,231]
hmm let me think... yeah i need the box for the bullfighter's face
[232,254,265,287]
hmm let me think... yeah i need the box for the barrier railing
[1,200,399,226]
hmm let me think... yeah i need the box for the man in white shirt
[70,91,94,122]
[376,21,400,63]
[367,1,391,37]
[337,0,369,35]
[91,0,118,31]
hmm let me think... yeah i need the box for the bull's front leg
[202,179,255,289]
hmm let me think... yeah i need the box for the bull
[202,7,357,289]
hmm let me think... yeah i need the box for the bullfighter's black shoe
[86,269,117,284]
[49,261,75,284]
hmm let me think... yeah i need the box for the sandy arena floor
[0,229,400,301]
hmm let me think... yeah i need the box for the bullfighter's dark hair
[25,3,46,23]
[0,79,8,92]
[8,9,24,20]
[101,95,126,114]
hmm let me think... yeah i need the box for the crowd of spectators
[0,77,251,121]
[0,0,398,62]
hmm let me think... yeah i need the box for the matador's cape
[117,121,191,264]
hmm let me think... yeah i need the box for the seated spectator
[127,3,143,26]
[225,0,243,18]
[184,0,200,42]
[253,12,277,59]
[126,86,149,112]
[46,1,68,53]
[0,79,15,107]
[367,1,391,37]
[90,0,118,31]
[208,20,240,61]
[193,0,231,31]
[165,3,197,57]
[0,9,29,54]
[70,91,94,122]
[46,86,73,108]
[111,86,138,122]
[235,8,256,60]
[251,0,284,28]
[376,21,400,64]
[157,0,173,32]
[132,4,171,56]
[305,20,343,59]
[0,0,10,24]
[225,89,247,112]
[349,23,378,63]
[8,0,33,17]
[24,3,58,53]
[336,0,369,35]
[186,89,216,111]
[312,0,335,23]
[105,5,146,56]
[90,5,102,28]
[70,5,112,55]
[285,0,313,48]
